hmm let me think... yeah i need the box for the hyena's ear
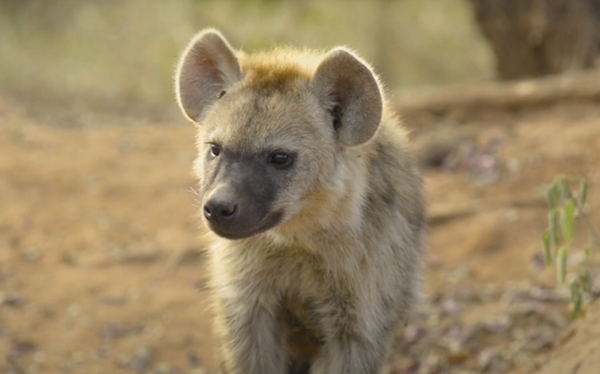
[311,48,383,146]
[175,29,242,122]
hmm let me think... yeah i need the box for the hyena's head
[175,29,382,240]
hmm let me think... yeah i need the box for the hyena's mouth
[206,210,285,240]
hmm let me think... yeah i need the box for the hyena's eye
[209,144,221,158]
[268,152,293,169]
[217,90,226,99]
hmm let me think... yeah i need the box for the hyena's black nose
[203,200,238,223]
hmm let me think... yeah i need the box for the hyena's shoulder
[365,110,425,232]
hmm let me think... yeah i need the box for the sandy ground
[0,93,599,374]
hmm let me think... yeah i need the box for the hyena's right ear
[175,29,242,122]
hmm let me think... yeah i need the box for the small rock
[187,353,200,367]
[124,345,153,373]
[23,247,43,261]
[10,340,37,358]
[61,252,80,266]
[98,296,128,306]
[403,326,425,344]
[34,351,46,363]
[482,315,513,333]
[440,299,461,316]
[153,362,172,374]
[0,292,25,307]
[478,348,500,370]
[102,322,142,340]
[418,353,442,374]
[67,303,82,317]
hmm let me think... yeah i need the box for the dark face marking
[200,149,294,240]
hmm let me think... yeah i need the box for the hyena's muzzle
[202,153,287,240]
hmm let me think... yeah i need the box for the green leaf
[557,175,569,199]
[542,230,552,266]
[561,199,576,244]
[570,291,583,319]
[548,209,559,245]
[557,246,568,285]
[578,179,588,208]
[569,279,581,299]
[580,270,593,293]
[546,183,560,210]
[569,280,584,319]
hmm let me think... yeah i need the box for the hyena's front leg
[310,296,397,374]
[311,334,392,374]
[214,295,286,374]
[312,329,395,374]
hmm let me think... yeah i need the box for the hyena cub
[175,29,425,374]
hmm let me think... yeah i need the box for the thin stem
[567,176,600,249]
[574,197,600,249]
[581,212,600,249]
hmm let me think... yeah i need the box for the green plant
[542,175,600,319]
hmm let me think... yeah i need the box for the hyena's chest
[281,292,325,363]
[262,245,352,319]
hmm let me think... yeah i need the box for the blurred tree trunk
[468,0,599,80]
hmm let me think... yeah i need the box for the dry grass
[0,0,493,109]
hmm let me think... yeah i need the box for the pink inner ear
[198,56,215,69]
[197,56,218,78]
[177,30,241,122]
[199,57,212,66]
[196,54,228,87]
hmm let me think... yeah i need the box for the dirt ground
[0,92,599,374]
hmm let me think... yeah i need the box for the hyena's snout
[203,187,239,225]
[202,181,284,240]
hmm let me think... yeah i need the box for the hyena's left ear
[311,48,383,146]
[175,29,242,122]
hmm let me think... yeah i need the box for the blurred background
[0,0,494,109]
[1,1,600,374]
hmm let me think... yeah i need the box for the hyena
[175,29,425,374]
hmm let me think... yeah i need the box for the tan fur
[175,29,426,374]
